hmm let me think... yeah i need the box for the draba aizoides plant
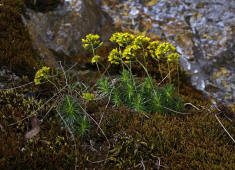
[34,66,91,137]
[82,32,185,114]
[82,33,103,74]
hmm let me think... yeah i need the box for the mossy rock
[0,0,41,77]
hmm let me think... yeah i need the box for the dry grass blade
[214,114,235,143]
[79,106,110,164]
[162,106,192,115]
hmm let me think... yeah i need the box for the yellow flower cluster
[133,35,150,48]
[82,93,95,101]
[155,42,176,59]
[82,34,103,51]
[147,41,159,57]
[110,32,135,47]
[122,45,139,62]
[91,55,101,63]
[167,53,180,63]
[34,66,50,85]
[82,32,180,66]
[108,48,122,64]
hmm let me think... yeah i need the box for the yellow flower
[82,93,95,101]
[167,53,180,63]
[91,55,101,63]
[82,34,103,51]
[147,41,159,58]
[110,32,135,47]
[133,35,150,48]
[108,48,121,64]
[122,45,138,61]
[34,66,50,85]
[155,42,176,59]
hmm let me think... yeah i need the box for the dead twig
[208,105,235,143]
[56,109,78,170]
[157,69,174,86]
[214,114,235,143]
[162,106,192,115]
[140,156,146,170]
[79,106,110,164]
[184,103,200,111]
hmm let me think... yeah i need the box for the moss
[0,90,78,169]
[0,79,234,169]
[0,0,40,77]
[97,106,234,169]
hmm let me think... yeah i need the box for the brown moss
[0,80,234,169]
[0,90,78,169]
[0,0,40,77]
[96,105,234,169]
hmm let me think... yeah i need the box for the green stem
[130,61,132,73]
[91,43,101,75]
[121,60,136,91]
[136,59,156,94]
[136,59,151,81]
[167,60,171,83]
[177,63,179,94]
[141,45,147,67]
[45,77,59,92]
[154,58,163,80]
[95,62,100,75]
[119,46,124,70]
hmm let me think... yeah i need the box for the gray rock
[22,0,115,67]
[101,0,235,105]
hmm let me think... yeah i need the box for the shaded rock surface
[24,0,62,12]
[22,0,115,67]
[101,0,235,105]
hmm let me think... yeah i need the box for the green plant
[82,34,103,74]
[75,115,90,137]
[57,95,89,136]
[33,65,91,138]
[85,32,185,114]
[31,32,184,141]
[96,77,113,97]
[98,69,184,114]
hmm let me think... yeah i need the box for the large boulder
[101,0,235,105]
[22,0,115,67]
